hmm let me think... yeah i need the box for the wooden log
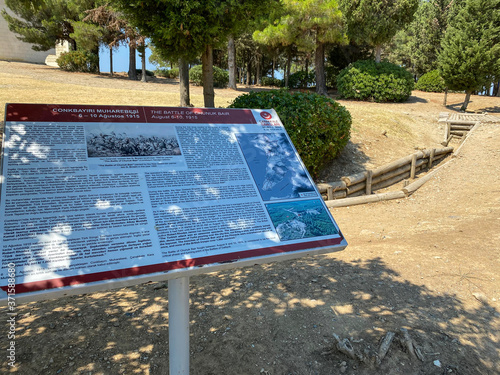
[428,148,435,169]
[347,181,366,195]
[372,171,410,191]
[370,160,425,186]
[325,190,406,208]
[447,120,477,125]
[316,181,346,194]
[372,153,416,178]
[341,171,367,186]
[444,122,451,144]
[410,153,417,179]
[372,164,410,185]
[450,130,465,136]
[365,170,373,195]
[326,187,347,200]
[450,125,474,131]
[441,135,453,147]
[433,146,453,156]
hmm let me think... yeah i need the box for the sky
[99,44,156,73]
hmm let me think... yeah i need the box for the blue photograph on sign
[236,133,316,201]
[266,199,338,241]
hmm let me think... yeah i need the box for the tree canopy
[340,0,418,62]
[112,0,276,106]
[254,0,346,95]
[1,0,96,51]
[438,0,500,110]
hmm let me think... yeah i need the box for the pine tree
[1,0,96,51]
[254,0,346,95]
[112,0,275,107]
[438,0,500,111]
[340,0,418,63]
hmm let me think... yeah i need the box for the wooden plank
[316,181,346,194]
[365,170,373,195]
[372,171,411,192]
[341,171,367,186]
[347,181,366,195]
[325,191,406,208]
[428,149,435,169]
[410,153,417,179]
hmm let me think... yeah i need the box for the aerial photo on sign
[236,132,316,201]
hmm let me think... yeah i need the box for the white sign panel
[0,104,347,302]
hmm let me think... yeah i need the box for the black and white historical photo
[86,124,181,157]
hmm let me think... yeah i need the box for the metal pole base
[168,276,190,374]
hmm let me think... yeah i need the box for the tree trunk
[256,55,261,85]
[461,90,472,112]
[315,42,327,95]
[141,49,147,83]
[92,46,100,74]
[285,51,291,88]
[109,46,113,77]
[128,45,137,80]
[496,81,500,97]
[201,45,215,108]
[178,58,190,107]
[272,56,275,80]
[443,88,448,106]
[228,35,237,90]
[246,59,252,86]
[375,45,382,63]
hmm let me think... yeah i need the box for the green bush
[261,76,283,87]
[189,65,229,88]
[337,60,414,102]
[56,51,99,73]
[155,68,179,79]
[229,89,351,177]
[137,69,155,77]
[415,70,446,92]
[287,70,315,88]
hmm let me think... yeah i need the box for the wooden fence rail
[317,147,454,203]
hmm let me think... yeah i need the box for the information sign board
[0,104,346,303]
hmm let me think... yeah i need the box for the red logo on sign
[260,111,272,120]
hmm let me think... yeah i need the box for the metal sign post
[168,276,190,374]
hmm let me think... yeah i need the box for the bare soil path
[0,61,499,375]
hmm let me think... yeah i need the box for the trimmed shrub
[337,60,414,102]
[136,69,155,77]
[288,70,315,88]
[155,68,179,79]
[229,89,351,177]
[261,76,283,87]
[56,51,99,73]
[415,70,446,92]
[189,65,229,88]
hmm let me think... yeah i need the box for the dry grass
[2,61,499,177]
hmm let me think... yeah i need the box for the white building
[0,0,55,63]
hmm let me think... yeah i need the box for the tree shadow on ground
[445,101,500,113]
[2,254,497,375]
[318,140,371,182]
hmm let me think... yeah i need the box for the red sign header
[5,104,257,124]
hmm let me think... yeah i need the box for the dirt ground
[0,61,499,375]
